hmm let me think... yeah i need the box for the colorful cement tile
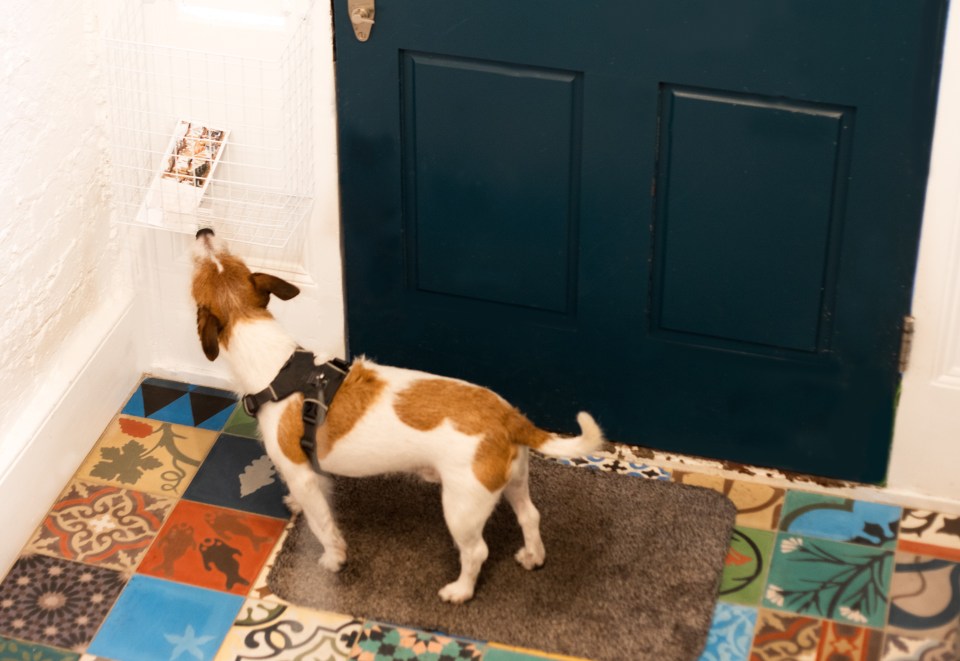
[0,554,126,653]
[350,622,484,661]
[214,599,362,661]
[816,621,882,660]
[248,519,296,604]
[482,645,588,660]
[698,602,758,661]
[138,499,286,595]
[76,415,218,496]
[763,533,893,629]
[0,636,80,661]
[24,480,174,572]
[87,575,242,661]
[779,491,900,548]
[749,610,821,660]
[674,472,785,530]
[557,454,670,480]
[887,552,960,642]
[719,527,775,606]
[899,510,960,562]
[123,377,236,431]
[183,433,289,519]
[880,632,958,661]
[222,405,260,439]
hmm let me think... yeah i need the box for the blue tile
[697,603,757,661]
[88,575,243,661]
[183,434,289,519]
[122,379,236,431]
[779,491,901,548]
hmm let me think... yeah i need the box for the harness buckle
[302,397,325,427]
[242,394,259,418]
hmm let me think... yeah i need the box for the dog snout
[196,227,215,240]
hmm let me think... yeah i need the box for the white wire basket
[104,0,314,249]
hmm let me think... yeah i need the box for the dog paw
[319,550,346,572]
[438,581,474,604]
[283,494,303,514]
[514,547,545,570]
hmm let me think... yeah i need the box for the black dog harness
[241,349,350,474]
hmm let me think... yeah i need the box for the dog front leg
[288,469,347,572]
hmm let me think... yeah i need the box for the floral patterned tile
[183,433,289,519]
[886,552,960,642]
[87,575,242,661]
[816,621,883,660]
[898,510,960,562]
[555,454,671,480]
[719,527,775,606]
[674,472,785,530]
[349,622,485,661]
[214,598,362,661]
[880,631,958,661]
[779,491,900,548]
[697,602,758,661]
[763,533,894,629]
[122,377,237,431]
[76,415,218,497]
[749,610,821,660]
[0,554,126,653]
[138,500,286,595]
[0,636,80,661]
[24,480,175,573]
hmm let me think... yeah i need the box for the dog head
[190,228,299,361]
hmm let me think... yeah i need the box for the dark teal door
[334,0,947,483]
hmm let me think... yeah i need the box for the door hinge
[898,315,915,373]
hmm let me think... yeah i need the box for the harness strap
[242,350,350,474]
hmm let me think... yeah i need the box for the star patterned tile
[0,554,126,653]
[349,622,484,661]
[183,433,289,519]
[214,598,362,661]
[87,575,242,661]
[779,491,900,548]
[123,377,237,431]
[76,415,218,497]
[138,499,286,595]
[24,480,175,572]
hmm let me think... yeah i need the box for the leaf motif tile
[138,500,286,595]
[697,602,757,661]
[123,378,237,430]
[898,510,960,562]
[763,533,893,629]
[76,416,218,496]
[816,621,883,660]
[719,527,775,606]
[214,598,362,661]
[749,610,820,660]
[779,491,900,548]
[87,575,242,661]
[887,552,960,642]
[0,636,80,661]
[673,472,785,529]
[24,481,174,572]
[350,622,484,661]
[0,555,126,653]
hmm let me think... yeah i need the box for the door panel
[335,0,948,482]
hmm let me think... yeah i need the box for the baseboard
[0,298,143,576]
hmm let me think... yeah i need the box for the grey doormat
[268,457,736,661]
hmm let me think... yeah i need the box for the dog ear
[197,306,221,361]
[251,273,300,302]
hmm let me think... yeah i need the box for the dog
[190,229,605,603]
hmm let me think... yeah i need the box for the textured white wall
[0,0,133,469]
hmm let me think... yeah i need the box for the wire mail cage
[103,0,314,249]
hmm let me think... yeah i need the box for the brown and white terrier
[190,230,605,603]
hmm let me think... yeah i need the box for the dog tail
[532,412,606,458]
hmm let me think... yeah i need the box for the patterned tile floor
[1,376,958,660]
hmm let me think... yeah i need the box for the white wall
[0,0,143,573]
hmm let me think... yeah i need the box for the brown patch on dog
[394,379,549,491]
[274,362,386,465]
[278,393,309,464]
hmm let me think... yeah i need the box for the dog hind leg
[438,480,500,603]
[287,469,347,572]
[504,449,546,570]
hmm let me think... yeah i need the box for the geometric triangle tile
[188,390,236,430]
[76,415,218,497]
[122,378,236,431]
[214,598,362,661]
[0,554,126,653]
[137,500,286,595]
[23,480,175,573]
[87,575,242,661]
[140,381,189,419]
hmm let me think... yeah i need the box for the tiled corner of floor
[1,374,959,660]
